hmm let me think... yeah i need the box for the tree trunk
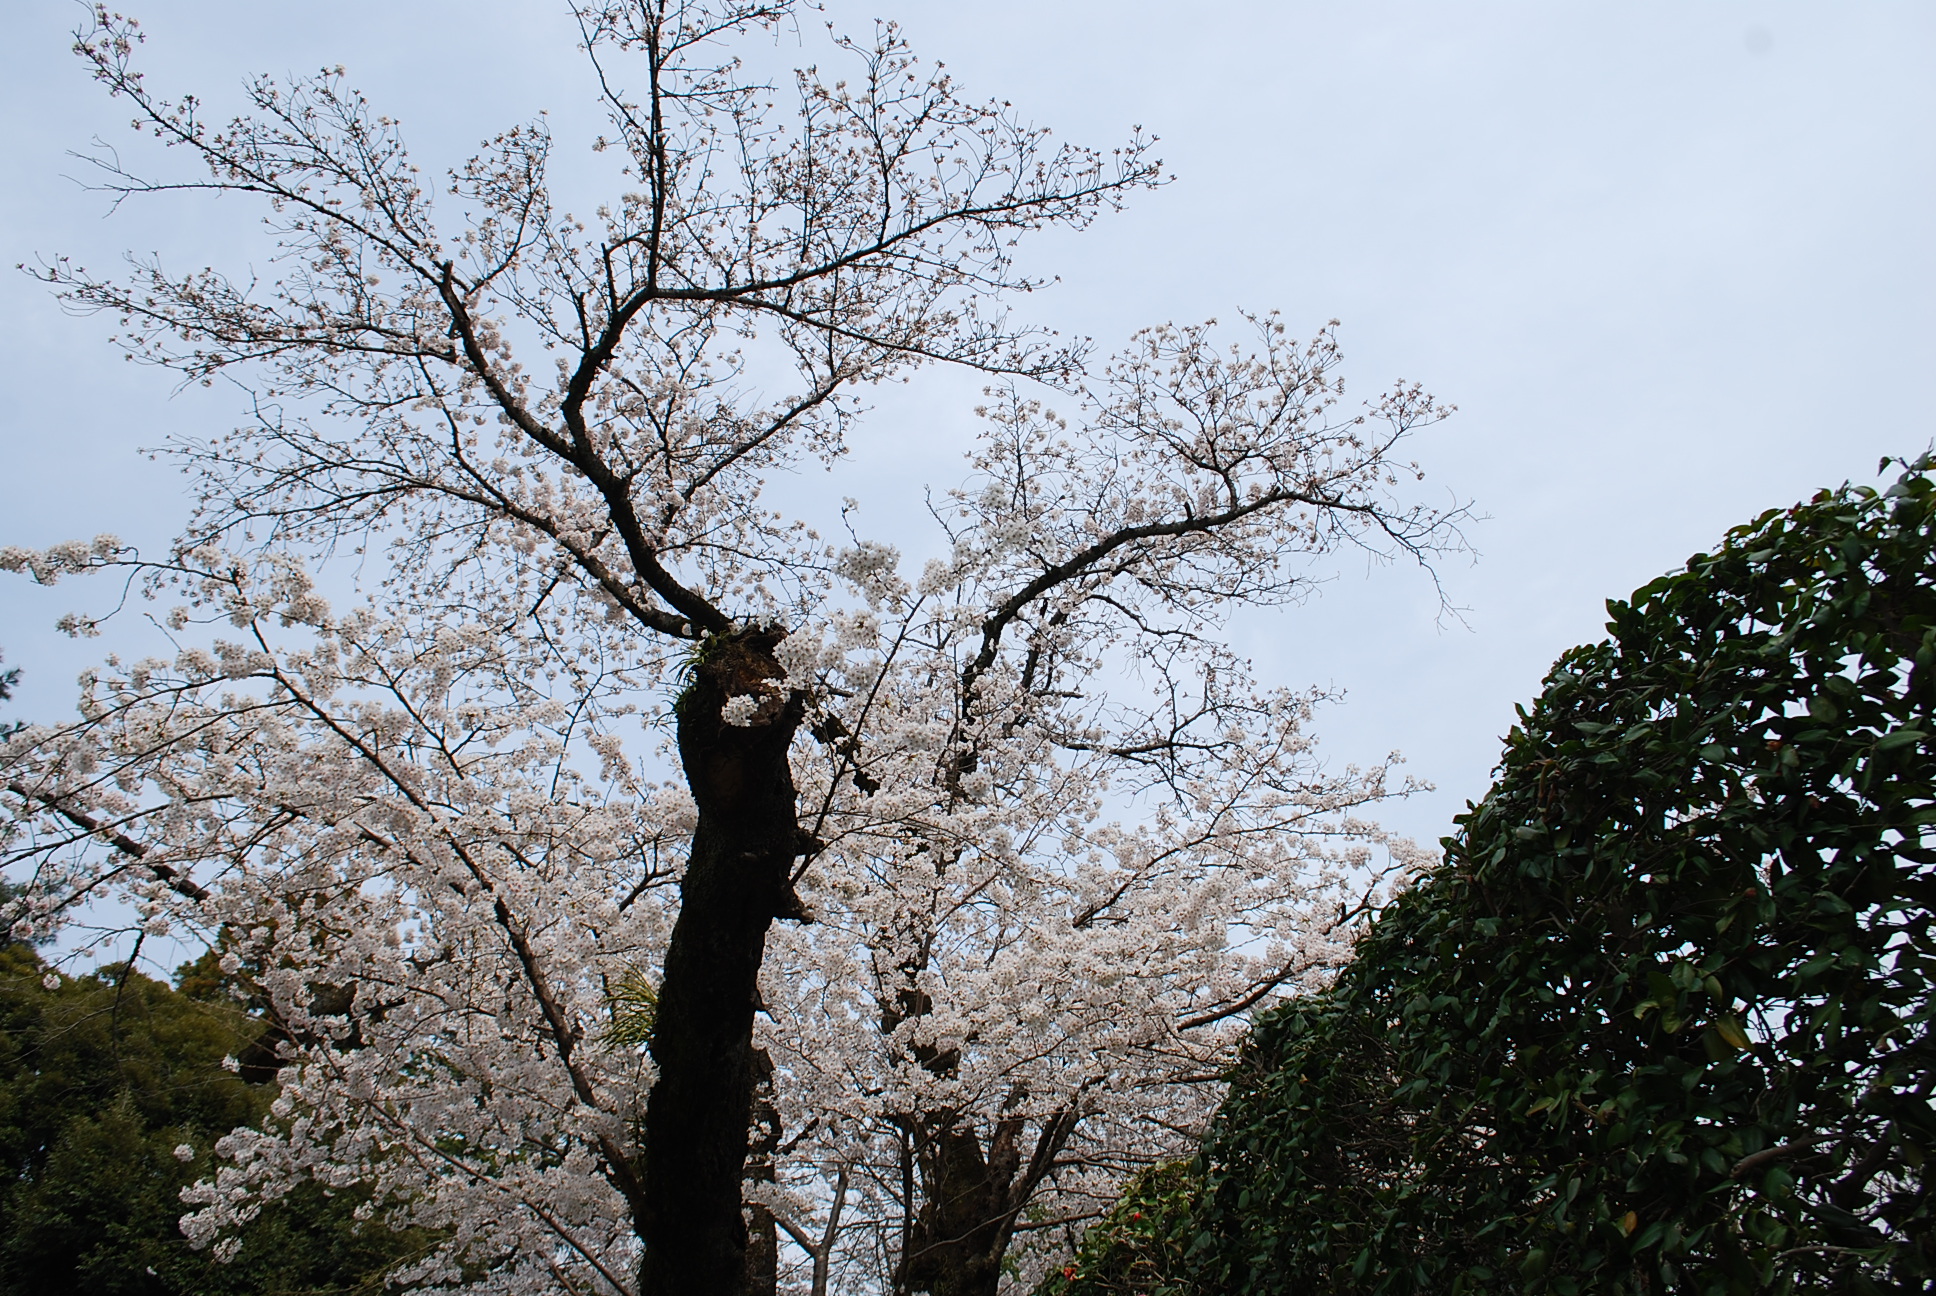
[884,961,1042,1296]
[745,1047,781,1296]
[895,1096,1087,1296]
[898,1123,1021,1296]
[640,630,807,1296]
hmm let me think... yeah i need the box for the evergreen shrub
[1051,461,1936,1294]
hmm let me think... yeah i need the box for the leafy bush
[0,945,431,1294]
[1034,1162,1203,1296]
[1055,461,1936,1294]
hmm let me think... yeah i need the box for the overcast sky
[3,0,1931,861]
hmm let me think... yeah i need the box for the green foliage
[1055,461,1936,1295]
[1034,1162,1205,1296]
[604,965,659,1048]
[0,945,430,1294]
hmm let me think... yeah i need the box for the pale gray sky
[3,1,1932,857]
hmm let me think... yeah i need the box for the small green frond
[605,966,658,1048]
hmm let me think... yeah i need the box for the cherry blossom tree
[739,330,1450,1296]
[2,4,1463,1293]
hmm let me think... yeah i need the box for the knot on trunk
[679,627,798,733]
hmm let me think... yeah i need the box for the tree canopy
[1049,460,1936,1295]
[0,943,431,1295]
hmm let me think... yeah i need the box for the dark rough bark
[898,1123,1023,1296]
[641,630,808,1296]
[745,1046,781,1296]
[897,1108,1080,1296]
